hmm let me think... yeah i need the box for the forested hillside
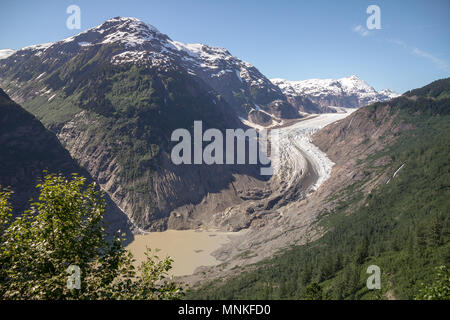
[188,78,450,300]
[0,88,132,240]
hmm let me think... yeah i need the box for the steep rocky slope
[0,87,77,213]
[0,17,277,231]
[0,88,132,241]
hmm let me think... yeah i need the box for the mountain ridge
[271,75,399,112]
[0,17,399,121]
[0,16,297,126]
[0,17,277,231]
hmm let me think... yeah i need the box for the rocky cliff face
[57,110,270,231]
[313,104,398,163]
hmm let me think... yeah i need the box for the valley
[124,108,356,283]
[0,15,447,300]
[188,79,450,299]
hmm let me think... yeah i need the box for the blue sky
[0,0,449,93]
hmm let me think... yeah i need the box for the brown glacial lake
[126,229,238,276]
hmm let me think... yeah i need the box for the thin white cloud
[387,38,448,70]
[353,25,369,37]
[386,38,407,49]
[412,48,448,70]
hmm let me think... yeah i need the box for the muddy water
[126,230,238,276]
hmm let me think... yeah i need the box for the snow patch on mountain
[167,41,230,69]
[21,43,54,51]
[111,50,170,68]
[0,49,16,60]
[1,17,295,125]
[60,17,161,47]
[377,88,400,100]
[271,75,399,108]
[6,17,273,95]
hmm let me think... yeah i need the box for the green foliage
[0,173,183,300]
[20,94,82,126]
[415,266,450,300]
[305,283,323,300]
[404,78,450,99]
[187,80,450,300]
[0,189,13,237]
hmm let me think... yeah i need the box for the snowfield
[271,76,400,107]
[0,49,16,60]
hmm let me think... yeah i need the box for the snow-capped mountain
[377,88,400,101]
[0,17,285,230]
[0,49,16,60]
[271,75,399,111]
[0,17,399,124]
[0,17,296,126]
